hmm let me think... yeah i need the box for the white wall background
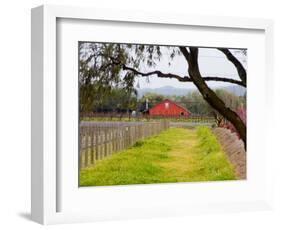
[0,0,280,229]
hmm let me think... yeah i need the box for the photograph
[78,42,247,187]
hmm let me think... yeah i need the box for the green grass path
[80,127,236,186]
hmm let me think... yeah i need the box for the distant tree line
[80,82,246,117]
[138,90,246,116]
[80,86,137,113]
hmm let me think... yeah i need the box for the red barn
[149,99,191,117]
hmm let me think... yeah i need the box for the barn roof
[150,99,191,113]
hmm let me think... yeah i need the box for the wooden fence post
[79,127,83,169]
[99,127,103,159]
[104,127,107,157]
[84,126,88,168]
[95,126,99,161]
[91,128,94,165]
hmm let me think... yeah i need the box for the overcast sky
[135,47,247,89]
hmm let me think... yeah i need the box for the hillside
[137,85,246,98]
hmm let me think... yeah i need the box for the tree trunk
[180,47,246,149]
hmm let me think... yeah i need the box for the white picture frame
[31,4,274,225]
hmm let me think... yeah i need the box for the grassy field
[79,127,236,186]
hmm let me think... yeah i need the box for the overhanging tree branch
[218,48,247,85]
[122,64,190,82]
[202,76,245,87]
[121,64,245,86]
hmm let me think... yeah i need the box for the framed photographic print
[31,5,274,225]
